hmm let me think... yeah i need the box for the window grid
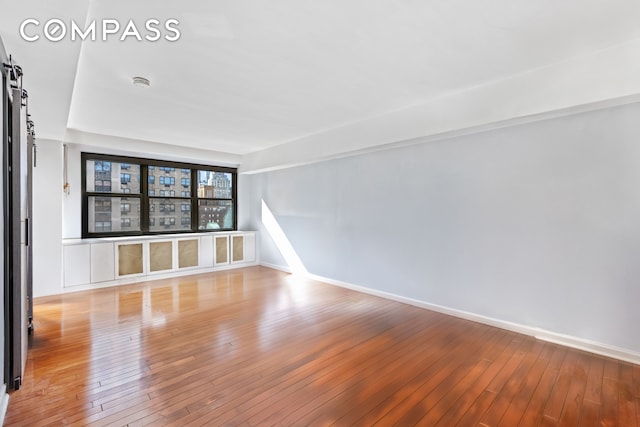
[82,153,237,238]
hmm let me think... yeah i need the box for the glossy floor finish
[5,266,640,426]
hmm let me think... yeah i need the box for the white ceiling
[1,0,639,169]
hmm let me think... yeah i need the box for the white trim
[0,384,9,425]
[262,263,640,365]
[260,261,292,274]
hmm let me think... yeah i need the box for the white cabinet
[62,231,257,291]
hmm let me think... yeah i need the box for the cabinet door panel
[91,243,115,282]
[178,239,199,269]
[117,243,144,276]
[232,235,244,263]
[150,241,173,272]
[64,245,91,286]
[244,233,256,263]
[214,235,229,265]
[199,236,214,268]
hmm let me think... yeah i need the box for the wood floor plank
[542,350,580,423]
[557,353,590,426]
[479,339,544,426]
[497,342,555,426]
[600,377,619,426]
[583,355,604,405]
[619,363,638,427]
[634,365,640,398]
[3,266,638,427]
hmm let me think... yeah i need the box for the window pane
[87,196,141,233]
[149,167,190,197]
[149,198,192,232]
[86,160,141,194]
[197,171,232,199]
[197,200,233,230]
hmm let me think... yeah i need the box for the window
[95,180,111,192]
[197,170,234,229]
[159,217,175,226]
[159,176,175,186]
[82,153,236,237]
[87,196,141,233]
[95,161,111,172]
[95,198,111,212]
[95,221,112,232]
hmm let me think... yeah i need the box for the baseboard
[262,262,640,366]
[0,384,9,425]
[260,262,293,274]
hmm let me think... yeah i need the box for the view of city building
[86,160,142,233]
[85,161,234,233]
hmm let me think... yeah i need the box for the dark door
[2,71,26,391]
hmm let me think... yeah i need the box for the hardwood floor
[5,266,639,426]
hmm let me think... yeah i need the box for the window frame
[82,152,237,238]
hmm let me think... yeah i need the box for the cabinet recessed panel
[178,239,199,269]
[150,241,173,272]
[91,243,115,282]
[64,245,91,286]
[118,243,143,276]
[215,236,229,264]
[199,236,214,268]
[244,233,256,262]
[232,235,244,262]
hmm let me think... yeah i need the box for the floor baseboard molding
[260,262,293,274]
[0,384,9,425]
[261,262,640,366]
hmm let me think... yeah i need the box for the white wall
[247,101,640,356]
[61,143,82,239]
[32,139,63,297]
